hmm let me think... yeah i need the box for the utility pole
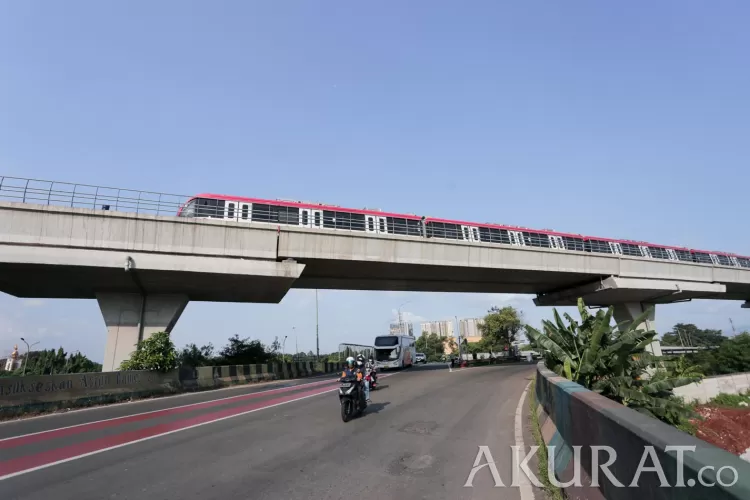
[316,289,320,360]
[729,318,736,335]
[20,337,39,376]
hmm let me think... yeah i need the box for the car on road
[415,353,427,364]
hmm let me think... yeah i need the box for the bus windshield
[375,347,400,361]
[374,336,399,347]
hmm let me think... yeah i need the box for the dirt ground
[691,405,750,456]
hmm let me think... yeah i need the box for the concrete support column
[612,302,662,357]
[98,293,188,372]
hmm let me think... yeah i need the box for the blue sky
[1,1,748,361]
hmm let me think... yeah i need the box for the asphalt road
[0,363,537,500]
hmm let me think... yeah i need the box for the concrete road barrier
[0,361,344,417]
[535,362,750,499]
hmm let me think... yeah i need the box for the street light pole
[20,337,39,376]
[282,335,288,362]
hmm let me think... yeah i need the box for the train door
[365,215,377,233]
[377,216,387,234]
[709,254,720,265]
[311,209,322,229]
[666,249,678,261]
[639,245,652,258]
[730,256,739,267]
[224,201,237,221]
[508,231,524,246]
[609,242,623,255]
[549,235,564,249]
[300,208,312,228]
[239,202,251,222]
[460,225,479,241]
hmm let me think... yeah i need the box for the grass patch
[528,379,564,500]
[708,391,750,409]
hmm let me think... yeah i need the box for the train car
[178,193,424,237]
[178,193,750,269]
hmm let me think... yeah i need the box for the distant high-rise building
[389,322,414,336]
[420,320,454,338]
[389,323,402,335]
[459,318,485,339]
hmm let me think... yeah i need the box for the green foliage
[686,332,750,376]
[416,333,446,362]
[478,305,523,351]
[119,331,178,372]
[708,391,750,408]
[525,298,699,427]
[177,343,215,367]
[1,348,102,377]
[661,323,726,347]
[217,334,272,365]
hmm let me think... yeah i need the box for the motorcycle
[339,375,367,422]
[366,367,378,390]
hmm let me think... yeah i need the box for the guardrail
[534,362,750,499]
[0,175,189,216]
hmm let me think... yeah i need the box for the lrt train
[177,193,750,269]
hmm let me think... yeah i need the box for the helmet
[356,354,365,365]
[345,356,355,367]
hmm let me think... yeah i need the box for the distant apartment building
[459,318,485,342]
[420,320,454,338]
[389,322,414,336]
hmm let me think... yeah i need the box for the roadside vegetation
[525,298,700,428]
[0,348,101,377]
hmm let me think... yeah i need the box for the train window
[251,203,299,225]
[692,252,713,265]
[737,257,750,268]
[180,200,196,217]
[406,219,422,236]
[648,247,670,260]
[462,226,470,240]
[427,222,461,240]
[278,206,300,225]
[522,232,551,248]
[562,237,585,252]
[715,255,732,266]
[478,227,511,245]
[587,240,612,254]
[367,217,374,232]
[195,198,225,218]
[301,210,309,226]
[227,203,235,220]
[620,243,642,257]
[674,249,692,262]
[471,227,479,241]
[241,204,249,220]
[314,211,321,227]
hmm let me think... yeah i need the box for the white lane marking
[0,371,402,481]
[0,377,337,442]
[514,380,534,500]
[0,387,340,482]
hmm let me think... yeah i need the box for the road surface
[0,363,537,499]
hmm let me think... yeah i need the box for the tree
[525,298,698,427]
[120,331,178,372]
[217,334,271,365]
[416,333,447,362]
[688,332,750,376]
[478,306,523,352]
[177,343,215,367]
[661,323,725,347]
[2,348,102,376]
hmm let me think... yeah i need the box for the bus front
[373,335,402,370]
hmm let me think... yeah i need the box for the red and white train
[178,193,750,269]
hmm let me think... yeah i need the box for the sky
[1,1,748,361]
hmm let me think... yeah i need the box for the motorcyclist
[355,354,371,403]
[341,356,367,405]
[365,356,377,387]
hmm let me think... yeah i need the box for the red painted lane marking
[0,377,341,449]
[0,383,340,479]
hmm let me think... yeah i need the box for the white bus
[373,334,416,370]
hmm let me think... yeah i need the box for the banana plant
[526,298,700,426]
